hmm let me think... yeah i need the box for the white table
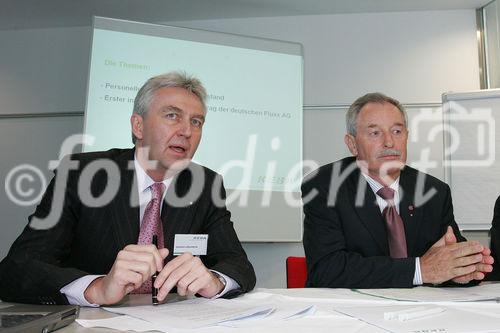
[16,287,500,332]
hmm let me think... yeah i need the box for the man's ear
[344,134,358,156]
[131,114,144,141]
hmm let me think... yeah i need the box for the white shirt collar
[362,173,400,195]
[133,154,172,194]
[362,172,401,213]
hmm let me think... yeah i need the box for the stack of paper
[77,293,315,332]
[103,298,273,329]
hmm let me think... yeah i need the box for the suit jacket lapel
[399,167,421,256]
[111,149,140,248]
[347,166,389,255]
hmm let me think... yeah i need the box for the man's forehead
[152,87,205,114]
[358,102,404,122]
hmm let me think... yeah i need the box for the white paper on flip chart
[103,297,274,329]
[354,283,500,302]
[334,304,500,333]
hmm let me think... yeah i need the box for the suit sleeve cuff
[209,270,240,299]
[413,257,423,285]
[60,275,104,307]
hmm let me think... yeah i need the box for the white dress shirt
[61,154,239,306]
[362,174,423,285]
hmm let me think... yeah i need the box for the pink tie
[134,182,165,293]
[377,187,408,259]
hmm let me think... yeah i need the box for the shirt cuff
[413,257,423,285]
[60,275,104,307]
[209,270,240,299]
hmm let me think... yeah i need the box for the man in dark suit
[0,72,255,305]
[489,195,500,280]
[302,92,493,288]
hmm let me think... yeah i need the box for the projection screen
[83,17,303,241]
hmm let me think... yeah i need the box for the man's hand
[438,226,494,284]
[154,252,225,302]
[451,246,494,284]
[84,244,169,305]
[420,226,493,284]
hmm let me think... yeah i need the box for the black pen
[152,234,159,305]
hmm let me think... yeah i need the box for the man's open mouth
[169,145,187,153]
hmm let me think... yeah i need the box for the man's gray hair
[346,92,407,136]
[132,71,207,144]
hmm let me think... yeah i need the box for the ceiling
[1,0,493,30]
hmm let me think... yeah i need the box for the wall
[0,27,90,115]
[0,10,483,289]
[169,10,480,104]
[0,26,90,261]
[484,0,500,88]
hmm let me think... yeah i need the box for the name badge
[173,234,208,256]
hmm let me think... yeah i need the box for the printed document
[334,304,500,333]
[103,298,272,329]
[354,283,500,302]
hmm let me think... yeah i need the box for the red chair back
[286,256,307,288]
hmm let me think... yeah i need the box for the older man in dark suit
[0,72,255,305]
[302,92,493,288]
